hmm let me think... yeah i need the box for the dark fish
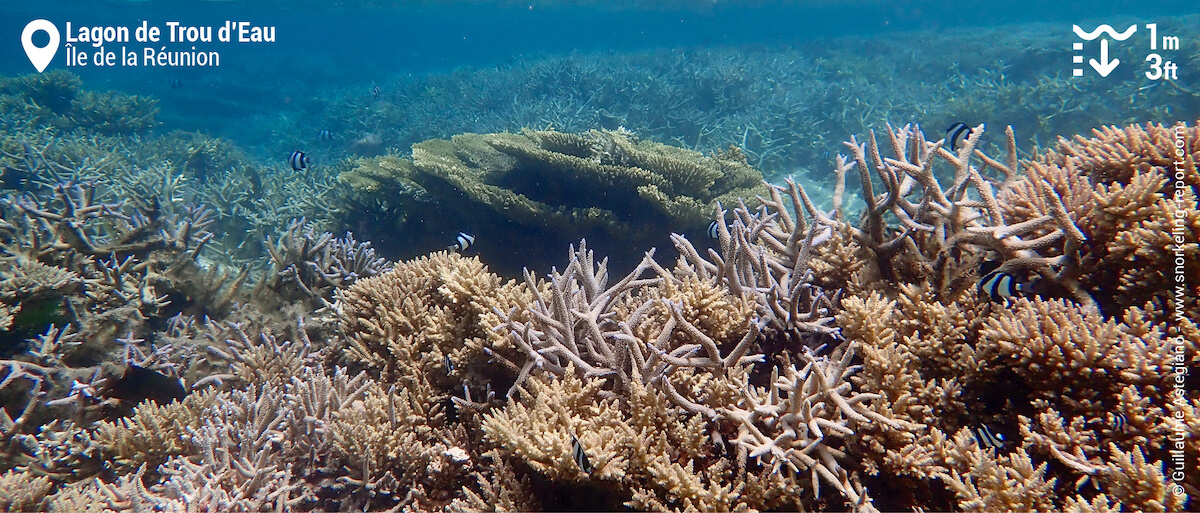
[444,354,455,373]
[448,232,475,252]
[170,77,181,89]
[973,425,1005,450]
[318,130,334,141]
[289,150,308,171]
[106,364,187,411]
[571,434,593,474]
[372,84,381,98]
[708,220,721,239]
[946,122,972,151]
[597,109,622,130]
[978,269,1035,302]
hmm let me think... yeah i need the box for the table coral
[339,128,768,276]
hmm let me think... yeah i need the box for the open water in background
[2,0,1196,140]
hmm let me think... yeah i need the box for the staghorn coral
[483,360,815,512]
[477,233,894,511]
[0,70,157,135]
[0,179,254,352]
[0,468,53,511]
[262,218,392,306]
[1000,121,1200,318]
[2,112,1196,513]
[807,121,1200,512]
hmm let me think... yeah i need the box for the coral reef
[0,70,158,135]
[1,102,1196,512]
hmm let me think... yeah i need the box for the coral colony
[0,58,1198,512]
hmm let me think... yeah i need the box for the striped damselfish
[288,150,308,171]
[946,122,973,151]
[973,425,1006,450]
[448,232,475,252]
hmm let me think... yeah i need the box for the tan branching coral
[941,435,1058,513]
[482,363,807,512]
[1000,121,1200,318]
[328,378,472,507]
[0,468,54,511]
[479,233,894,511]
[492,241,762,415]
[811,122,1199,512]
[724,344,896,511]
[3,115,1194,513]
[336,250,530,388]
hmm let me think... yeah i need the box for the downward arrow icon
[1089,39,1120,77]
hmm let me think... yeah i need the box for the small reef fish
[978,268,1036,303]
[448,232,475,252]
[289,150,308,171]
[946,122,973,151]
[1112,413,1127,431]
[318,130,335,141]
[973,424,1006,450]
[107,365,187,410]
[571,434,593,474]
[707,220,721,239]
[372,84,381,99]
[170,77,181,89]
[1086,412,1128,432]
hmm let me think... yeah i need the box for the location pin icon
[22,20,60,73]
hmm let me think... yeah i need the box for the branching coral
[809,121,1200,512]
[0,70,157,135]
[262,218,391,305]
[477,229,898,510]
[335,250,531,390]
[1000,121,1200,318]
[1,107,1195,513]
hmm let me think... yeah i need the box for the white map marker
[22,19,59,73]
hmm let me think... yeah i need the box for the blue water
[4,0,1194,88]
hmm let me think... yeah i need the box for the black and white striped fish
[946,122,973,151]
[1086,412,1128,432]
[1110,413,1128,431]
[978,268,1036,302]
[571,434,593,474]
[288,150,308,171]
[973,425,1006,450]
[372,84,381,99]
[707,220,721,239]
[448,232,475,252]
[318,130,335,141]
